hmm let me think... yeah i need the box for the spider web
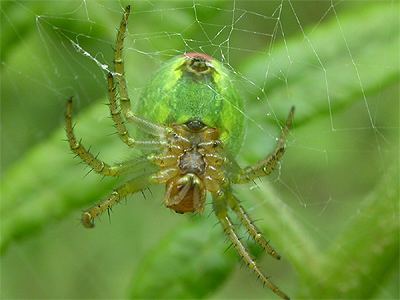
[1,0,398,298]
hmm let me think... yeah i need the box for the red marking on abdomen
[184,52,213,62]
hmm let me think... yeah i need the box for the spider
[65,5,294,300]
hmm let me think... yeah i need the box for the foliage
[1,1,398,299]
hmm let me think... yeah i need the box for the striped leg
[236,107,295,184]
[66,98,128,176]
[107,73,166,150]
[213,191,290,300]
[228,193,281,260]
[113,5,165,137]
[81,175,149,228]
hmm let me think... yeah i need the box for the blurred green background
[1,0,399,299]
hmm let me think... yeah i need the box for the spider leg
[66,98,134,176]
[81,175,150,228]
[213,191,290,300]
[235,107,295,184]
[107,73,167,150]
[113,5,166,137]
[227,193,281,260]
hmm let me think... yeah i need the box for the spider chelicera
[66,5,294,300]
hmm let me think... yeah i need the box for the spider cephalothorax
[150,123,225,214]
[66,5,294,300]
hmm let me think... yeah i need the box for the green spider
[66,6,294,300]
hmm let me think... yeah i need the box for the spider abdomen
[135,53,245,156]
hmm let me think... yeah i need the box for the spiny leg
[212,192,290,300]
[236,107,295,184]
[107,72,134,146]
[227,193,281,260]
[107,73,167,150]
[82,175,150,228]
[113,5,166,137]
[66,98,131,176]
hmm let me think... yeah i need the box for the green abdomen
[135,54,245,156]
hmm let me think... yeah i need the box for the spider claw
[82,212,95,228]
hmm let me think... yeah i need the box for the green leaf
[0,103,153,253]
[306,166,399,298]
[243,3,399,125]
[130,216,237,299]
[128,158,399,299]
[129,180,321,299]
